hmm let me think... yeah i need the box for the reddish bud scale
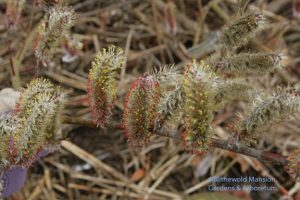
[122,75,159,148]
[16,146,43,168]
[7,137,18,167]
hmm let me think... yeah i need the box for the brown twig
[62,116,96,128]
[61,116,289,166]
[210,139,288,165]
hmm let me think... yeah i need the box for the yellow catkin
[14,78,65,167]
[182,61,216,153]
[87,46,124,127]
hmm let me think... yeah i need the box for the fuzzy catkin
[156,85,183,126]
[182,61,216,153]
[0,113,18,169]
[152,64,179,86]
[16,78,55,113]
[87,46,125,127]
[152,65,183,128]
[214,79,251,110]
[122,75,159,147]
[35,6,76,66]
[14,78,65,167]
[238,92,300,143]
[217,53,283,75]
[15,95,54,167]
[221,13,265,49]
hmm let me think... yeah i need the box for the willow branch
[62,116,288,165]
[62,116,96,128]
[210,139,287,165]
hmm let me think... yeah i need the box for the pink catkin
[122,75,159,147]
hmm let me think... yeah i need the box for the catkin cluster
[215,13,283,75]
[88,10,299,163]
[118,59,249,152]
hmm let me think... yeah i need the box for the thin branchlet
[87,46,125,127]
[216,52,284,75]
[221,12,265,49]
[238,90,300,144]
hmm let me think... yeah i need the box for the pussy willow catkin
[14,78,65,167]
[182,61,216,153]
[217,53,283,75]
[152,65,183,129]
[238,91,300,144]
[87,46,125,127]
[35,6,76,66]
[0,113,18,169]
[122,75,159,147]
[221,13,265,49]
[213,79,251,110]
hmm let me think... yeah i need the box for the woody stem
[62,116,288,165]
